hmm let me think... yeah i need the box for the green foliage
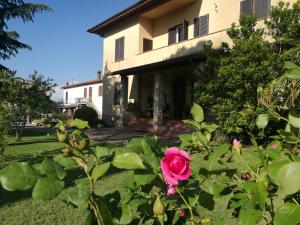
[0,104,9,153]
[1,104,300,225]
[74,106,99,128]
[179,103,218,152]
[0,0,51,67]
[195,15,285,139]
[265,0,300,63]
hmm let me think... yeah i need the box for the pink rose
[160,147,192,196]
[271,143,278,150]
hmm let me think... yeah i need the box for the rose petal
[165,147,192,162]
[168,156,187,174]
[161,159,178,186]
[172,167,191,181]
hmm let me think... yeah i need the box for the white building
[60,78,103,119]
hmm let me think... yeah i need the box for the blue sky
[2,0,137,87]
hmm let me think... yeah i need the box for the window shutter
[168,27,176,45]
[254,0,270,19]
[199,14,209,36]
[84,88,87,98]
[120,37,124,60]
[115,39,119,61]
[115,37,124,61]
[240,0,253,15]
[183,20,189,40]
[89,87,93,101]
[98,85,103,96]
[194,18,199,37]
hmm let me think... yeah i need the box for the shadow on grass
[8,139,58,146]
[0,147,63,170]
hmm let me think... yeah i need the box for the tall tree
[0,0,51,67]
[265,0,300,63]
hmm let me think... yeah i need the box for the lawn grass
[0,128,240,225]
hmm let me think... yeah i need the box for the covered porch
[113,55,203,132]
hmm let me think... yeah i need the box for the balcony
[134,29,231,69]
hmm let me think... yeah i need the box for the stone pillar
[118,75,128,128]
[153,72,163,133]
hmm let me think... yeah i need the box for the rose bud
[232,139,242,155]
[241,172,252,181]
[178,208,186,217]
[57,130,67,143]
[61,147,71,157]
[153,194,165,216]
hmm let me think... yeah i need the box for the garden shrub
[74,106,99,128]
[194,15,285,140]
[1,105,300,225]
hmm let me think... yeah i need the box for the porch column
[118,75,128,128]
[153,71,164,133]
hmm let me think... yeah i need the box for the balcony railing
[63,97,91,105]
[134,29,231,68]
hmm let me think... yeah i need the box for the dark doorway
[173,77,186,118]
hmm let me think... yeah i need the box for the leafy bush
[195,15,285,140]
[74,106,99,128]
[1,105,300,225]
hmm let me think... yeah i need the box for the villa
[88,0,295,132]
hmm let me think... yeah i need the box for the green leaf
[83,211,95,225]
[92,163,110,181]
[239,207,262,225]
[288,108,300,129]
[267,160,290,185]
[134,171,157,186]
[285,61,300,80]
[208,144,230,170]
[40,158,67,180]
[256,114,269,129]
[97,198,114,225]
[200,122,219,133]
[191,103,204,122]
[255,176,268,210]
[207,183,228,197]
[53,154,77,169]
[95,146,110,159]
[119,205,134,224]
[192,131,209,147]
[67,186,90,209]
[32,177,64,201]
[0,162,40,191]
[274,203,300,225]
[112,152,145,170]
[183,119,201,129]
[277,162,300,196]
[69,119,90,129]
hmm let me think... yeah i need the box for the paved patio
[86,127,185,146]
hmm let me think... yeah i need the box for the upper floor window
[98,85,103,96]
[240,0,271,19]
[194,14,209,38]
[115,37,124,61]
[65,91,68,104]
[89,87,93,101]
[168,20,189,45]
[84,88,87,98]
